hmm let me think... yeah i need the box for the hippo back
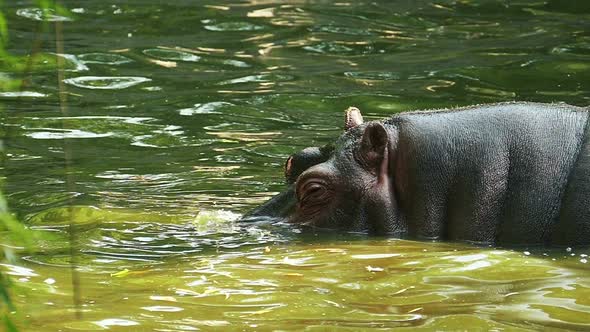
[388,102,590,245]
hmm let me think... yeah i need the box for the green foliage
[0,1,71,327]
[0,179,29,331]
[0,272,16,331]
[0,53,68,73]
[0,196,33,251]
[0,194,27,330]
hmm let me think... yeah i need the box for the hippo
[244,102,590,246]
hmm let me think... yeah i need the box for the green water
[1,0,590,330]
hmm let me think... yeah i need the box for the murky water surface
[2,0,590,330]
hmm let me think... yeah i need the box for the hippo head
[244,107,403,235]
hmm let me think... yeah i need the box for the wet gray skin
[245,102,590,246]
[244,145,334,224]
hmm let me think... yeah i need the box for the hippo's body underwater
[244,102,590,246]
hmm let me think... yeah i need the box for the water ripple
[64,76,152,89]
[143,49,201,62]
[203,20,265,32]
[16,7,73,22]
[26,129,113,140]
[303,42,354,54]
[0,91,47,98]
[5,1,590,330]
[78,53,134,65]
[93,319,139,328]
[178,102,234,115]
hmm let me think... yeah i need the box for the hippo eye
[298,179,330,208]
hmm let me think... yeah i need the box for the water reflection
[0,91,48,98]
[143,49,201,62]
[16,7,73,22]
[3,0,590,330]
[10,208,590,330]
[77,53,134,65]
[64,76,152,89]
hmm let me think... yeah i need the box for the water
[1,0,590,330]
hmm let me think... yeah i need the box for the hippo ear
[345,107,364,131]
[359,122,389,174]
[284,155,294,181]
[284,146,332,184]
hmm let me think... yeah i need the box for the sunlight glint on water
[2,0,590,330]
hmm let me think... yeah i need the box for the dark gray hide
[245,102,590,246]
[244,145,333,220]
